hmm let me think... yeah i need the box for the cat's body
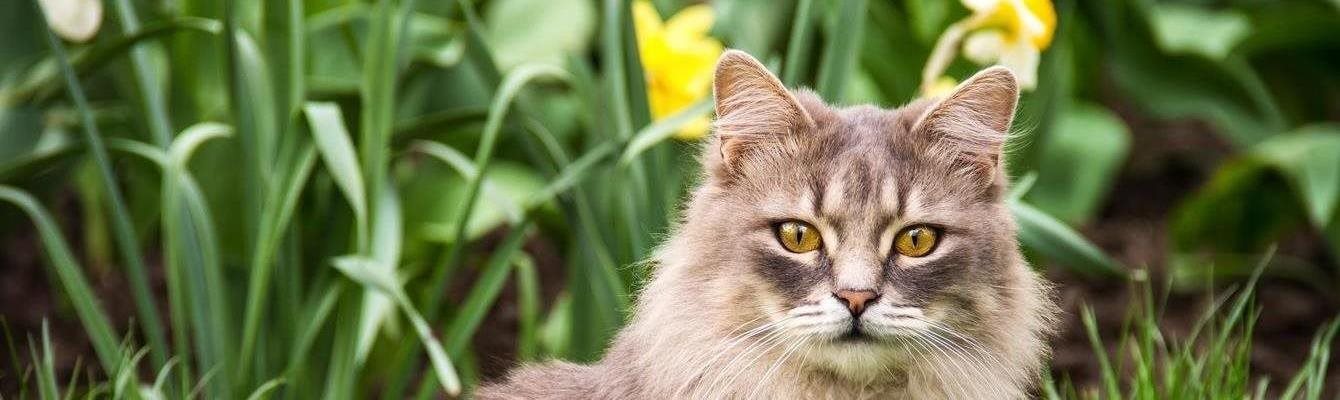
[478,50,1057,400]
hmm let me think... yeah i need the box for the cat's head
[676,50,1034,377]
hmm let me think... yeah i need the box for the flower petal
[38,0,102,42]
[664,4,715,38]
[996,39,1041,89]
[962,30,1007,65]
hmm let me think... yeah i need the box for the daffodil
[921,0,1056,95]
[38,0,103,42]
[633,0,723,140]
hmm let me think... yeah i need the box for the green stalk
[421,64,572,319]
[782,0,817,87]
[34,0,167,372]
[815,0,868,101]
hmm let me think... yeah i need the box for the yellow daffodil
[633,0,723,140]
[922,0,1056,95]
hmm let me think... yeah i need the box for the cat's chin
[797,339,911,382]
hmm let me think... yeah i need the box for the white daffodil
[38,0,103,43]
[922,0,1056,94]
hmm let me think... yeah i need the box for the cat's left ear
[911,66,1019,183]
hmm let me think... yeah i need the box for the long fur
[478,51,1058,400]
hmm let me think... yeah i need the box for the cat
[477,49,1058,400]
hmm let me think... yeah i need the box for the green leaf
[1011,200,1125,278]
[1027,103,1131,225]
[1110,2,1282,147]
[332,256,461,396]
[3,17,223,105]
[485,0,596,70]
[444,221,534,356]
[0,187,124,374]
[618,99,711,166]
[1252,124,1340,229]
[815,0,867,101]
[1148,3,1251,60]
[37,5,167,374]
[1170,158,1303,255]
[355,183,403,363]
[781,0,817,87]
[303,102,368,243]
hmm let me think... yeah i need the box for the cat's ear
[711,50,815,170]
[911,66,1019,183]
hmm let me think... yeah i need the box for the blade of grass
[1081,306,1121,399]
[33,0,167,373]
[815,0,868,101]
[33,323,59,400]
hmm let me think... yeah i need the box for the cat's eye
[894,225,939,257]
[776,221,822,253]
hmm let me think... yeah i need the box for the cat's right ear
[710,50,815,173]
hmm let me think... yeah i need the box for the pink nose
[833,289,880,316]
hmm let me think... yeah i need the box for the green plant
[1,0,1336,398]
[1045,252,1340,400]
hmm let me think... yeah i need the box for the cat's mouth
[834,323,875,343]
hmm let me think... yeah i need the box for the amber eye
[894,225,939,257]
[776,221,822,253]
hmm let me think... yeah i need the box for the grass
[0,0,1334,398]
[1044,252,1340,399]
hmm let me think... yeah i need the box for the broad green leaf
[1170,158,1303,254]
[1027,103,1131,225]
[1252,124,1340,229]
[1111,2,1282,146]
[1148,3,1251,60]
[485,0,596,70]
[1011,200,1124,278]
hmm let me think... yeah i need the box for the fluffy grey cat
[478,49,1058,400]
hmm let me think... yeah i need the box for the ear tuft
[711,50,815,170]
[911,66,1019,181]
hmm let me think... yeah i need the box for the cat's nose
[833,289,880,316]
